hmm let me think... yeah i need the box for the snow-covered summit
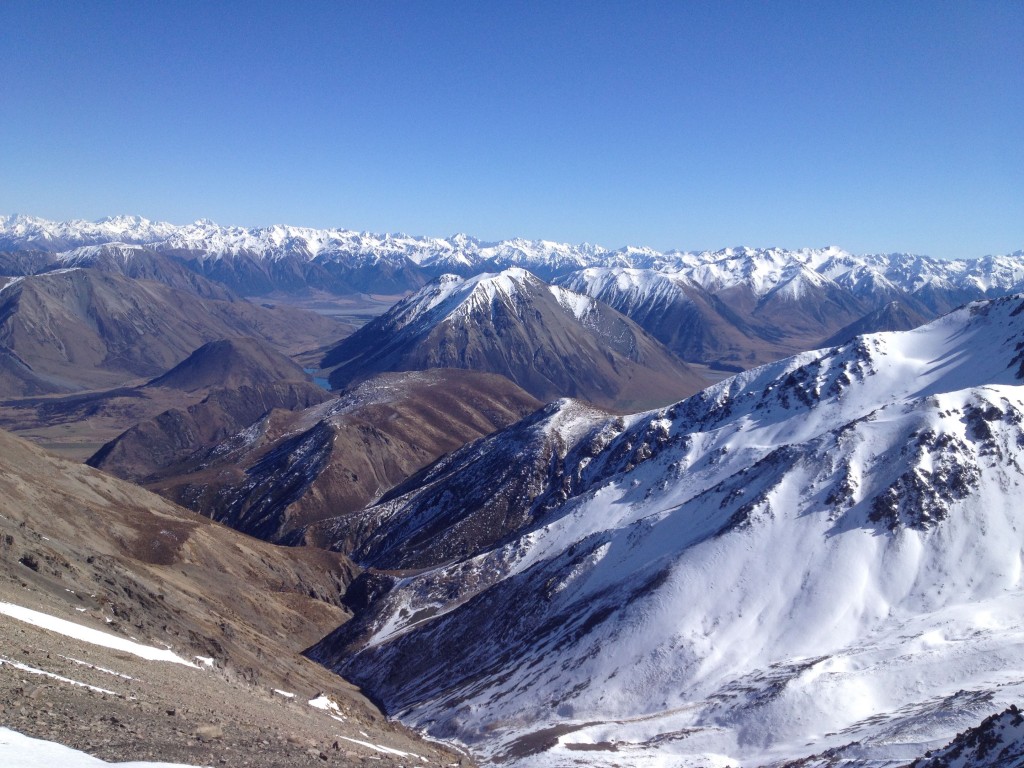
[0,214,618,272]
[55,242,152,266]
[0,214,179,251]
[377,268,600,330]
[4,216,1022,333]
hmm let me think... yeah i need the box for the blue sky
[2,1,1021,258]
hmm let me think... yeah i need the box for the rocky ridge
[130,369,541,543]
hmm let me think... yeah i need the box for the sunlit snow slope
[309,294,1024,767]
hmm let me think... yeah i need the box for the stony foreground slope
[0,428,468,767]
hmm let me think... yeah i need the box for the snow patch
[0,727,207,767]
[0,602,198,667]
[0,657,119,696]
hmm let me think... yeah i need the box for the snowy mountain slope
[556,251,1000,368]
[0,215,615,273]
[0,215,179,252]
[306,294,1024,768]
[902,706,1024,768]
[558,265,872,366]
[320,268,710,410]
[0,215,621,295]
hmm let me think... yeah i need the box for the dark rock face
[0,250,53,275]
[905,706,1024,768]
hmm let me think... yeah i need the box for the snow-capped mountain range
[5,214,1023,371]
[2,214,1022,297]
[0,214,617,274]
[307,293,1024,767]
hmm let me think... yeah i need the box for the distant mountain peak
[145,336,311,393]
[321,268,709,410]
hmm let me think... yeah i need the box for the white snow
[0,275,25,293]
[0,602,198,667]
[5,214,1021,300]
[336,736,425,760]
[375,267,589,333]
[0,727,207,767]
[308,694,342,714]
[547,284,595,321]
[0,656,119,695]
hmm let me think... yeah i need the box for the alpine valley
[0,213,1023,768]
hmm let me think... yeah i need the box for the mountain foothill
[1,213,1023,768]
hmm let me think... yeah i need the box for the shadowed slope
[0,268,346,396]
[137,369,541,543]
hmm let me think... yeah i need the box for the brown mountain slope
[0,337,331,460]
[0,267,348,396]
[50,242,235,299]
[0,384,197,459]
[297,398,615,565]
[0,427,467,766]
[87,381,332,483]
[146,336,315,392]
[138,369,541,543]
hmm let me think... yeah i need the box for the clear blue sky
[2,1,1021,258]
